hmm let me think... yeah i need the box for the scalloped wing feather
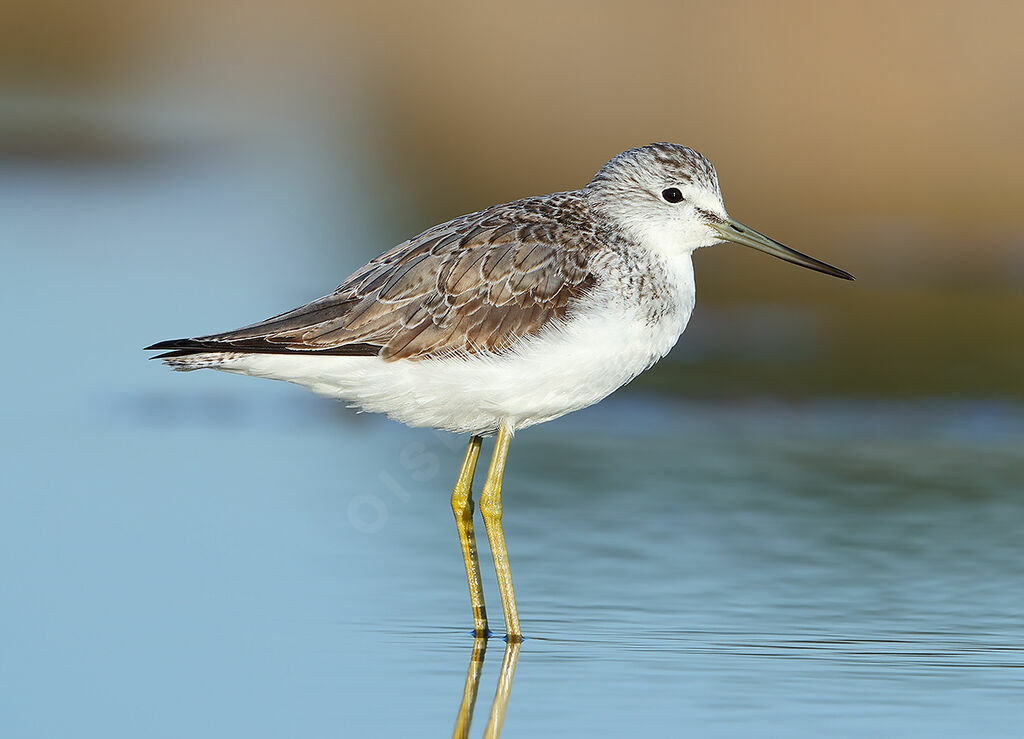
[191,193,600,361]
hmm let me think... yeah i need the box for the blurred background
[3,2,1024,737]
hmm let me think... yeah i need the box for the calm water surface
[3,392,1023,738]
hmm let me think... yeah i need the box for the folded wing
[147,195,600,361]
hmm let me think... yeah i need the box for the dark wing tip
[145,338,202,359]
[145,339,188,351]
[144,337,383,358]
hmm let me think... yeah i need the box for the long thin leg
[479,422,522,641]
[451,435,488,636]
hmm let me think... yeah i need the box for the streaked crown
[589,143,720,194]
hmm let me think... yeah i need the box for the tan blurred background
[4,0,1023,396]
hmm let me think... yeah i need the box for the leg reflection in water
[452,637,521,739]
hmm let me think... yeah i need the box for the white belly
[182,255,696,435]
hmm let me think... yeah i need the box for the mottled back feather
[184,192,602,361]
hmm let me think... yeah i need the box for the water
[4,391,1023,738]
[3,145,1023,738]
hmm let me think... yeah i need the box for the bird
[147,142,853,642]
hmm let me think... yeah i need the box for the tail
[144,338,250,371]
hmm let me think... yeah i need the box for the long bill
[709,218,855,281]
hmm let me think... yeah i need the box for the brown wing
[155,194,601,361]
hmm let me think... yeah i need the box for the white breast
[213,253,696,435]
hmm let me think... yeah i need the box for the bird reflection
[452,637,521,738]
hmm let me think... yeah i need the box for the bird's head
[585,143,854,280]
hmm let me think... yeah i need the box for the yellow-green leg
[479,422,522,641]
[451,435,489,636]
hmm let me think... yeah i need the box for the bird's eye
[661,188,683,203]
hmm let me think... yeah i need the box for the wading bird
[147,143,853,641]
